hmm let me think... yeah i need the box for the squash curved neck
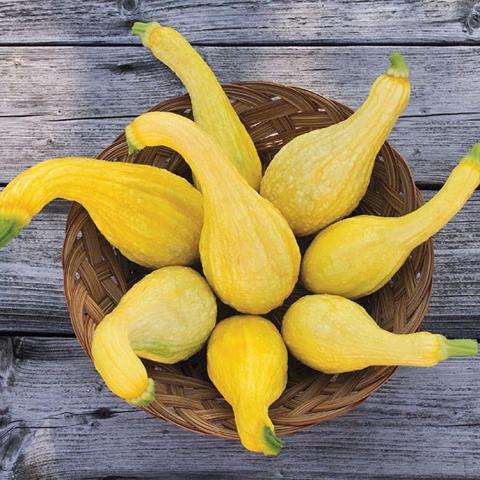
[379,332,477,366]
[395,157,480,247]
[345,74,409,144]
[92,313,154,405]
[0,158,109,219]
[135,23,226,114]
[0,158,109,248]
[133,22,262,191]
[126,112,246,196]
[234,403,283,456]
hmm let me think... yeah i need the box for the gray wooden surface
[0,46,479,185]
[0,1,479,479]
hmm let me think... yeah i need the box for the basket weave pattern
[63,81,433,438]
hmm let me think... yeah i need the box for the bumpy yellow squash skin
[126,112,300,315]
[260,52,411,236]
[132,21,262,190]
[302,144,480,299]
[0,158,203,268]
[207,315,288,456]
[92,266,217,406]
[282,295,478,374]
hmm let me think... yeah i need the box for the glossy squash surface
[0,158,203,268]
[132,21,262,190]
[207,315,288,455]
[92,266,217,405]
[301,145,480,299]
[282,295,477,374]
[260,52,411,236]
[126,112,300,314]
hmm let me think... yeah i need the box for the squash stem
[126,378,156,407]
[442,339,478,359]
[0,216,28,249]
[125,112,244,192]
[466,143,480,166]
[263,426,284,456]
[387,52,409,79]
[125,126,143,155]
[131,21,151,46]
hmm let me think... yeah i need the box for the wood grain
[0,336,479,479]
[0,46,479,184]
[0,191,479,338]
[0,201,69,335]
[0,0,479,45]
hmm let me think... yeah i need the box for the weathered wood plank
[0,336,479,479]
[0,191,479,337]
[4,46,479,118]
[0,201,69,334]
[2,114,478,187]
[0,46,479,184]
[0,0,479,45]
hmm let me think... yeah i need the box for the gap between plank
[0,182,465,190]
[0,111,476,123]
[0,332,479,342]
[0,331,75,338]
[0,41,478,48]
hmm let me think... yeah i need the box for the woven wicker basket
[63,81,434,439]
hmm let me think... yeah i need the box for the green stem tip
[131,21,150,42]
[127,140,138,156]
[0,216,27,249]
[263,426,284,457]
[125,126,141,155]
[466,143,480,165]
[444,339,478,359]
[387,51,409,79]
[126,378,155,407]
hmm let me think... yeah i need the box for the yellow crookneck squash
[126,112,300,315]
[302,144,480,299]
[132,21,262,190]
[0,158,203,268]
[260,52,411,236]
[92,266,217,406]
[207,315,288,456]
[282,295,478,374]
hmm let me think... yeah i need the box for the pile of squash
[0,21,478,456]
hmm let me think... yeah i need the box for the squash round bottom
[63,81,433,439]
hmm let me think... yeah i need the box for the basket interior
[63,81,433,439]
